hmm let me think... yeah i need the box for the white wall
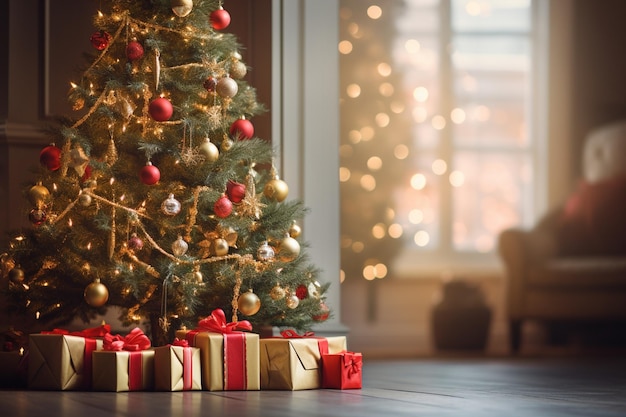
[273,0,345,335]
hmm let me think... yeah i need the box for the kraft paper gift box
[154,340,202,391]
[259,330,347,390]
[27,324,110,390]
[92,327,154,392]
[322,351,363,389]
[175,309,260,391]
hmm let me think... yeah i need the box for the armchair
[498,120,626,352]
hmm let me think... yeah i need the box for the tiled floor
[2,356,625,417]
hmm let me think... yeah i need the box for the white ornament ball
[216,76,238,98]
[308,281,321,299]
[257,241,275,262]
[286,294,300,309]
[161,194,182,216]
[172,236,189,256]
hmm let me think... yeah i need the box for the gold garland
[231,266,242,323]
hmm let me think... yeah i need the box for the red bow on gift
[103,327,151,351]
[41,323,111,338]
[280,329,315,338]
[197,308,252,334]
[345,353,362,377]
[171,338,190,347]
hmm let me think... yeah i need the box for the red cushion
[557,176,626,256]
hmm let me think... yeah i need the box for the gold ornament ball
[238,290,261,316]
[278,236,300,262]
[269,284,285,300]
[199,139,219,162]
[230,61,247,79]
[221,137,234,151]
[171,0,193,17]
[78,193,92,207]
[212,238,229,256]
[84,279,109,307]
[28,183,51,208]
[72,97,85,111]
[186,270,203,284]
[263,178,289,202]
[289,221,301,238]
[8,267,25,284]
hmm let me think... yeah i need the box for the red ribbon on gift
[186,309,251,390]
[41,323,111,338]
[41,323,111,389]
[170,338,193,390]
[279,329,315,338]
[279,329,329,355]
[127,351,144,391]
[103,327,151,391]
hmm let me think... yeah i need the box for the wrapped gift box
[322,351,362,389]
[92,350,155,391]
[175,310,259,391]
[28,325,109,390]
[260,332,347,390]
[92,327,154,392]
[154,342,202,391]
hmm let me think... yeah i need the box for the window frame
[392,0,566,279]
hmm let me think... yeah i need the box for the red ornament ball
[90,30,112,50]
[210,8,231,30]
[203,76,217,92]
[149,97,174,122]
[226,180,246,203]
[126,41,144,61]
[128,234,144,251]
[229,118,254,140]
[29,208,47,226]
[313,302,330,322]
[214,195,233,218]
[140,162,160,185]
[296,285,308,300]
[40,145,62,171]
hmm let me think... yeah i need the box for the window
[340,0,539,280]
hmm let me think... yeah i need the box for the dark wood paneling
[43,0,100,119]
[228,0,273,144]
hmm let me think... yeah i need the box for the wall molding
[0,121,47,147]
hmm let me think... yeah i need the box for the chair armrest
[499,228,559,267]
[498,227,559,318]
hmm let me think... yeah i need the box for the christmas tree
[0,0,330,345]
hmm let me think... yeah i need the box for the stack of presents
[0,309,362,391]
